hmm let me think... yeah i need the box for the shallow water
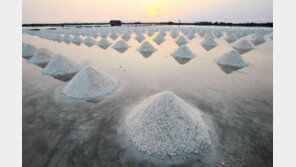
[22,26,273,167]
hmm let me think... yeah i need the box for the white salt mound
[71,35,83,44]
[204,33,215,40]
[63,35,72,43]
[121,32,131,41]
[112,40,130,50]
[224,34,237,44]
[175,35,188,46]
[232,39,254,54]
[137,41,157,53]
[22,44,37,59]
[134,34,146,43]
[171,45,196,59]
[109,32,119,40]
[153,34,165,45]
[201,38,218,51]
[121,91,211,157]
[96,38,111,49]
[215,50,247,68]
[186,31,196,40]
[170,31,179,39]
[42,54,81,79]
[62,66,118,100]
[213,30,223,38]
[28,48,54,67]
[250,33,266,46]
[83,37,96,46]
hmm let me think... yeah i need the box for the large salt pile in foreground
[175,35,188,46]
[28,48,54,68]
[96,38,111,50]
[121,91,211,158]
[42,54,81,81]
[201,38,218,51]
[250,33,266,46]
[62,66,118,100]
[232,39,254,54]
[112,40,130,53]
[153,34,165,45]
[214,50,248,69]
[22,44,37,59]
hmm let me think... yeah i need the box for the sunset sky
[22,0,273,24]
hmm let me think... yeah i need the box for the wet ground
[22,27,273,167]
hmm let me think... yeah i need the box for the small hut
[110,20,122,26]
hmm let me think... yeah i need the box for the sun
[151,9,157,17]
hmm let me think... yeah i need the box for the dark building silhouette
[110,20,122,26]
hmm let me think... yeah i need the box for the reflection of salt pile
[28,48,54,68]
[83,37,96,47]
[121,91,211,157]
[215,50,247,68]
[175,35,188,46]
[96,38,111,50]
[171,45,196,64]
[134,34,146,43]
[224,33,238,44]
[201,38,218,51]
[232,39,254,54]
[42,54,81,81]
[62,66,118,100]
[71,35,83,45]
[22,44,37,59]
[109,32,118,40]
[250,33,266,46]
[153,34,165,45]
[112,40,130,53]
[186,31,196,40]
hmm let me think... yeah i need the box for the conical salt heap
[175,35,189,46]
[170,30,179,39]
[171,45,196,65]
[63,35,72,44]
[112,40,130,53]
[213,30,223,38]
[109,32,119,40]
[83,37,96,47]
[121,32,131,41]
[22,44,37,59]
[42,54,81,81]
[120,91,211,158]
[214,50,248,70]
[204,32,215,40]
[62,66,118,100]
[28,48,54,68]
[96,38,111,50]
[201,38,218,51]
[99,31,108,38]
[71,35,83,45]
[147,31,155,37]
[232,39,254,54]
[134,34,146,43]
[186,31,196,40]
[137,41,157,58]
[250,33,266,46]
[153,34,165,45]
[224,33,238,44]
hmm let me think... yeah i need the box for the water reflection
[139,52,154,58]
[114,48,128,53]
[216,63,244,74]
[173,58,192,65]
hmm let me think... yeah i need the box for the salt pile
[204,33,215,40]
[22,44,37,59]
[121,91,211,158]
[137,41,157,58]
[28,48,54,68]
[42,54,81,81]
[170,30,179,39]
[224,33,238,44]
[153,34,165,45]
[186,31,196,40]
[201,38,218,51]
[83,37,96,47]
[71,35,83,45]
[63,35,72,44]
[250,33,266,46]
[62,66,118,100]
[214,50,248,70]
[171,45,196,64]
[109,32,119,40]
[112,40,130,53]
[121,32,131,41]
[96,38,111,50]
[175,35,188,46]
[134,34,146,43]
[232,39,254,54]
[100,31,108,38]
[147,31,154,37]
[213,30,223,38]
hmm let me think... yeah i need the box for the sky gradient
[22,0,273,24]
